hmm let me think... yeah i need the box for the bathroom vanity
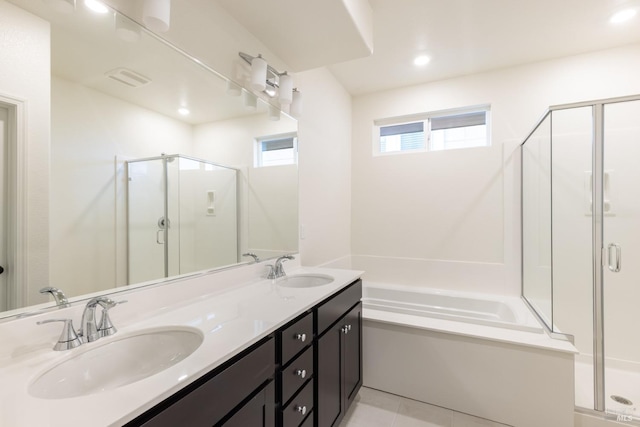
[0,264,362,427]
[126,279,362,427]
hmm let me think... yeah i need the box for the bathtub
[362,282,543,332]
[361,281,576,427]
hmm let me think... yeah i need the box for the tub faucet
[39,287,69,308]
[79,297,125,343]
[268,255,295,279]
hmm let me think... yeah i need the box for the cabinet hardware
[295,369,307,379]
[295,405,307,415]
[295,333,307,342]
[341,324,352,334]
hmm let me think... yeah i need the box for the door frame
[0,94,28,310]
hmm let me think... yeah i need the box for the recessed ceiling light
[84,0,109,14]
[178,107,190,116]
[610,8,637,24]
[413,55,431,67]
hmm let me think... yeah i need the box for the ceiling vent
[105,68,151,88]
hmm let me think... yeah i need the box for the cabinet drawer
[317,279,361,335]
[280,311,313,364]
[138,337,275,427]
[280,345,314,405]
[282,379,314,427]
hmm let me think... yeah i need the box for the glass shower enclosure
[522,94,640,422]
[126,154,238,284]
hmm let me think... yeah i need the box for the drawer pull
[341,324,352,334]
[295,369,307,379]
[295,405,307,416]
[295,333,307,342]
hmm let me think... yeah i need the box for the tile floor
[339,387,512,427]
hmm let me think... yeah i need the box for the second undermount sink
[29,327,203,399]
[277,273,334,288]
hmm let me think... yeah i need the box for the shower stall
[522,94,640,422]
[126,154,238,285]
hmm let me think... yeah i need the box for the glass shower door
[127,159,167,284]
[602,99,640,421]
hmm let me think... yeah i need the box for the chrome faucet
[242,252,260,263]
[37,296,126,350]
[79,297,123,343]
[267,255,295,279]
[39,287,69,307]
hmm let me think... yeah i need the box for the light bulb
[251,55,268,92]
[278,73,293,105]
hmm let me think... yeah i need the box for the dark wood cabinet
[127,337,275,427]
[316,281,363,427]
[125,278,362,427]
[224,381,275,427]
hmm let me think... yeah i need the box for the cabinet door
[222,381,275,427]
[317,322,343,427]
[343,302,362,409]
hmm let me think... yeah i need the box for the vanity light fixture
[610,8,637,24]
[43,0,76,14]
[178,107,190,116]
[143,0,171,33]
[278,72,293,105]
[250,54,268,92]
[239,52,299,108]
[84,0,109,14]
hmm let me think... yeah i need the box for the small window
[374,106,490,155]
[254,134,298,167]
[429,111,488,151]
[379,122,425,153]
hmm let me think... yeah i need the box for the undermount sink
[277,274,334,288]
[29,327,203,399]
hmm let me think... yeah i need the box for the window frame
[373,105,491,156]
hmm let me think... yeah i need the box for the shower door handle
[156,229,164,245]
[607,243,621,273]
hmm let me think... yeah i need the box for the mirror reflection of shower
[126,154,238,285]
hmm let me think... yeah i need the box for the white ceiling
[327,0,640,95]
[216,0,373,72]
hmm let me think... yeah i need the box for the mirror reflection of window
[255,134,298,167]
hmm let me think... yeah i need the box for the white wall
[296,68,353,266]
[351,43,640,296]
[0,1,50,307]
[50,76,193,296]
[193,113,299,261]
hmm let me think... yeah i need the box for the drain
[611,395,633,406]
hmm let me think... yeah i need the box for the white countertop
[0,264,363,427]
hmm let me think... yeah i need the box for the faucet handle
[266,265,277,280]
[37,319,82,351]
[97,300,127,338]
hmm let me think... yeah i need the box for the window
[374,106,490,155]
[254,134,298,167]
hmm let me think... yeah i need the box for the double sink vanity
[0,259,363,427]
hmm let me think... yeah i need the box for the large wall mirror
[0,0,298,318]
